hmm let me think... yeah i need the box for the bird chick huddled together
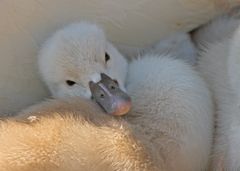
[2,10,240,171]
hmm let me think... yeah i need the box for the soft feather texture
[38,23,128,99]
[192,15,240,49]
[149,32,197,65]
[0,0,238,114]
[0,53,213,170]
[36,22,213,170]
[125,55,213,171]
[0,98,156,171]
[196,15,240,171]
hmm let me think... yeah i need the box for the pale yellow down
[0,97,156,171]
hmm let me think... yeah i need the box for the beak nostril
[100,94,105,98]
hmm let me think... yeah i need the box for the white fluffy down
[38,22,128,99]
[196,15,240,171]
[126,55,213,171]
[38,22,213,170]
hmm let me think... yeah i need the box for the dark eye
[66,80,76,86]
[100,93,105,99]
[110,84,117,90]
[111,85,116,90]
[109,80,119,90]
[105,52,110,63]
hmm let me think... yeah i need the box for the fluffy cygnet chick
[38,22,130,115]
[38,22,128,99]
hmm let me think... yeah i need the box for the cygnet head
[38,22,128,99]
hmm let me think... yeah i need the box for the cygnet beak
[89,73,131,116]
